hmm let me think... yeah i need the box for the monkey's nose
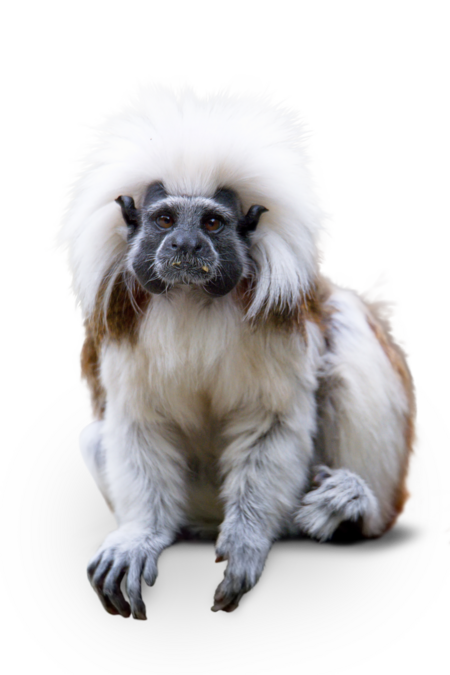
[170,232,204,255]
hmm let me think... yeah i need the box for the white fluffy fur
[62,88,322,319]
[68,89,413,617]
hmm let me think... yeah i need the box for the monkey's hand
[87,526,170,619]
[295,466,380,542]
[212,532,270,612]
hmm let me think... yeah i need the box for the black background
[41,71,450,648]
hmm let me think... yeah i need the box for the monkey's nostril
[171,241,178,249]
[195,243,203,253]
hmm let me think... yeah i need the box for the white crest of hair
[62,87,323,318]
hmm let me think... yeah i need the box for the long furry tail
[325,267,414,368]
[356,267,414,368]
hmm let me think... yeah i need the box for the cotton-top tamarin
[62,89,415,618]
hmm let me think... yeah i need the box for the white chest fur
[100,288,322,430]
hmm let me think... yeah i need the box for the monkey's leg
[295,466,378,541]
[80,421,113,509]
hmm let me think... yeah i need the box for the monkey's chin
[201,274,242,298]
[160,270,214,287]
[163,276,237,298]
[133,263,241,298]
[133,260,213,294]
[134,271,241,298]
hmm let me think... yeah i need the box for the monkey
[63,88,415,618]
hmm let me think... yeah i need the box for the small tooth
[172,261,181,267]
[202,265,209,272]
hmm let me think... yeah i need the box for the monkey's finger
[88,553,111,585]
[90,574,120,616]
[212,595,243,612]
[142,555,158,587]
[222,602,241,612]
[94,589,121,616]
[87,551,107,583]
[211,592,242,612]
[312,465,332,487]
[214,546,229,563]
[102,561,131,619]
[126,559,147,620]
[86,552,119,616]
[86,550,131,618]
[211,579,246,612]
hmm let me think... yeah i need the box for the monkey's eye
[204,217,224,233]
[155,214,175,229]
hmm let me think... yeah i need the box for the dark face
[116,183,267,297]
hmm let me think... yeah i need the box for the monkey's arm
[213,402,314,612]
[86,418,186,619]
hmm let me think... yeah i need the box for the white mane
[46,75,335,321]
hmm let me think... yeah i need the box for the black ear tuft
[238,205,269,239]
[115,195,140,234]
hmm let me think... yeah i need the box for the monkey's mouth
[157,256,216,285]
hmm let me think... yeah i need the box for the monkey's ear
[238,205,269,238]
[115,195,140,233]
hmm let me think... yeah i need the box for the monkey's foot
[295,466,380,542]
